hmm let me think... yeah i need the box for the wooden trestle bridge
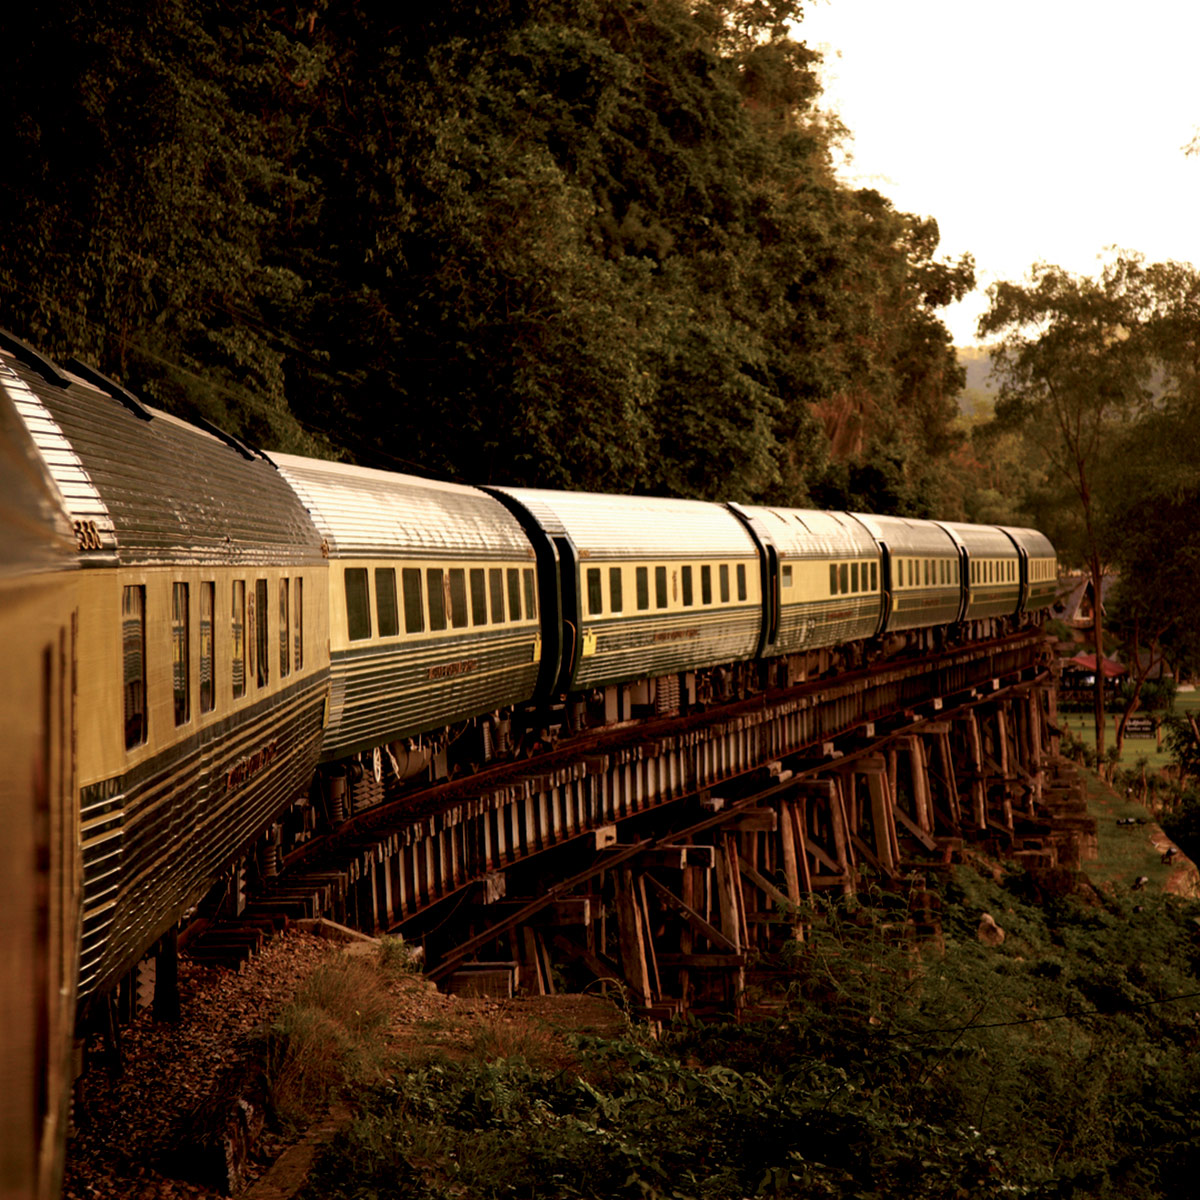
[200,628,1091,1020]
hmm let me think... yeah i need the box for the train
[0,328,1056,1197]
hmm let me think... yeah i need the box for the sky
[793,0,1200,345]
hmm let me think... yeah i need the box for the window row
[346,565,537,643]
[585,562,749,617]
[827,560,879,596]
[123,577,304,751]
[970,558,1016,585]
[1030,559,1056,581]
[894,557,960,590]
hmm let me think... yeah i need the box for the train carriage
[1,341,330,1004]
[936,521,1022,622]
[852,514,963,632]
[733,506,884,655]
[490,488,762,696]
[999,526,1058,616]
[0,363,78,1200]
[270,456,543,760]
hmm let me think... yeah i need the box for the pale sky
[794,0,1200,344]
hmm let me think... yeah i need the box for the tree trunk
[1089,555,1106,765]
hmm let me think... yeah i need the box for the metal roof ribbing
[739,506,877,559]
[270,454,535,559]
[997,526,1056,557]
[0,365,75,578]
[494,487,757,559]
[5,353,324,567]
[937,521,1020,555]
[851,513,960,556]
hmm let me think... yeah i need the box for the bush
[265,955,393,1124]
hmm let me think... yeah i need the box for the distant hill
[957,346,998,395]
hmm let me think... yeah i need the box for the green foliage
[1,0,971,505]
[302,873,1200,1200]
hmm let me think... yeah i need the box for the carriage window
[345,568,372,641]
[294,578,304,670]
[609,567,623,613]
[851,562,859,593]
[403,569,425,633]
[655,565,668,609]
[172,582,190,725]
[122,585,147,748]
[255,579,269,687]
[470,568,488,626]
[587,567,603,615]
[737,563,747,601]
[870,562,878,591]
[781,564,793,587]
[448,569,468,628]
[839,562,849,593]
[427,568,446,631]
[830,564,838,594]
[524,569,537,619]
[279,579,291,675]
[200,582,214,714]
[232,580,246,699]
[636,566,650,611]
[719,563,730,603]
[701,564,712,604]
[376,569,399,638]
[489,568,505,623]
[507,568,522,621]
[681,565,694,606]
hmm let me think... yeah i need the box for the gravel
[63,932,340,1200]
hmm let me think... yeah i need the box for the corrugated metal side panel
[889,588,962,631]
[323,631,540,757]
[964,584,1022,621]
[8,356,323,567]
[497,488,757,559]
[853,512,960,557]
[272,454,535,560]
[741,506,878,559]
[573,607,761,690]
[777,596,881,652]
[79,679,326,998]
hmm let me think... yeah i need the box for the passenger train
[0,328,1056,1197]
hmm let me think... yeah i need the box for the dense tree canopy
[0,0,970,507]
[980,254,1200,748]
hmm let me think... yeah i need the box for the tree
[1100,261,1200,753]
[979,256,1155,757]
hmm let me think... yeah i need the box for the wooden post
[615,869,652,1006]
[963,712,987,831]
[776,799,804,940]
[995,705,1014,830]
[680,855,696,1004]
[936,731,961,825]
[637,874,663,1002]
[861,757,898,876]
[903,736,933,834]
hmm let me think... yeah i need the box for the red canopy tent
[1066,652,1125,678]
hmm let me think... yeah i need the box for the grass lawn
[1057,686,1199,772]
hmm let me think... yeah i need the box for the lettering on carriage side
[654,627,699,642]
[226,739,280,792]
[428,658,479,680]
[74,518,103,550]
